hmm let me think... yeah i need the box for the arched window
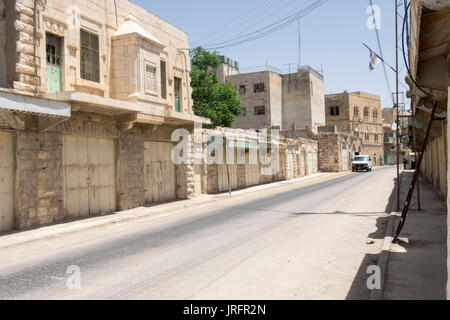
[364,107,370,118]
[373,109,378,119]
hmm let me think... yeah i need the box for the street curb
[369,211,398,300]
[0,172,352,250]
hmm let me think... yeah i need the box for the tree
[190,47,242,128]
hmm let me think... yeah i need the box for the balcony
[384,137,394,144]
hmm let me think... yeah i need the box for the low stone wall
[8,119,320,231]
[194,127,319,194]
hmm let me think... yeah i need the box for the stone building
[325,91,384,165]
[317,125,360,173]
[217,56,239,84]
[0,0,323,233]
[382,108,411,165]
[407,0,449,198]
[406,0,449,298]
[223,64,325,133]
[0,0,211,232]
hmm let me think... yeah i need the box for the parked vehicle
[352,155,373,172]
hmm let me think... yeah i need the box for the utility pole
[395,0,401,211]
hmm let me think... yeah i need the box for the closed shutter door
[0,131,14,232]
[286,151,295,180]
[63,136,116,218]
[245,152,259,187]
[144,141,176,203]
[218,148,238,192]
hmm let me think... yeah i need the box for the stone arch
[312,146,318,173]
[301,146,307,177]
[174,50,191,113]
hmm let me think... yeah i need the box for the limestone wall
[8,115,321,231]
[195,127,319,194]
[318,126,355,173]
[6,0,193,114]
[421,120,448,199]
[11,111,196,230]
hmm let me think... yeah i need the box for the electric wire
[203,0,325,49]
[192,0,276,46]
[203,0,327,50]
[202,0,305,47]
[368,0,395,105]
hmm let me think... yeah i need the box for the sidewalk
[381,170,448,300]
[0,171,351,250]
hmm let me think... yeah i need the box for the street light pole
[395,0,400,211]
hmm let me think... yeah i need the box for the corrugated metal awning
[0,91,70,117]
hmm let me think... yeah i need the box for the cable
[203,0,324,49]
[203,0,327,50]
[202,0,303,47]
[192,0,277,46]
[401,1,432,98]
[368,0,394,105]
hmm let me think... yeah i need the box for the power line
[368,0,394,105]
[191,0,276,46]
[203,0,328,50]
[203,0,324,49]
[202,0,304,47]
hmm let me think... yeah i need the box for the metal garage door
[218,147,238,192]
[144,141,176,203]
[245,152,259,187]
[0,131,14,232]
[286,151,295,180]
[63,136,116,218]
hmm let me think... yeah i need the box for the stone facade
[381,108,411,165]
[227,71,279,130]
[0,0,211,231]
[406,0,450,298]
[317,126,356,173]
[325,91,384,165]
[195,127,319,193]
[225,66,325,133]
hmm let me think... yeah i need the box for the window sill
[75,78,106,92]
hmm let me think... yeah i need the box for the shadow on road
[345,173,398,300]
[346,171,448,300]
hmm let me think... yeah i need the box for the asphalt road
[0,166,397,300]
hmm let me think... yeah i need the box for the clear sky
[132,0,409,109]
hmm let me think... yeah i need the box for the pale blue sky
[133,0,409,109]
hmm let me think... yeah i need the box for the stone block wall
[318,128,343,173]
[117,130,145,211]
[421,120,448,199]
[7,117,323,231]
[196,127,318,193]
[15,130,64,229]
[10,111,198,230]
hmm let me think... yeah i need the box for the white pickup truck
[352,155,373,172]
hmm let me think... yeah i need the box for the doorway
[174,77,181,112]
[46,33,62,93]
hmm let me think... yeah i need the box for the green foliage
[190,47,242,128]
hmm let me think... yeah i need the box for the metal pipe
[394,100,438,241]
[395,0,400,211]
